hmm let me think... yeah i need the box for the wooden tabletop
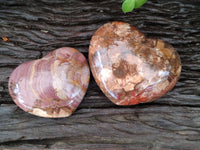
[0,0,200,149]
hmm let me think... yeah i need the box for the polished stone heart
[89,21,181,105]
[9,47,90,118]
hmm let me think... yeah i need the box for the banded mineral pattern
[89,21,181,105]
[9,47,90,118]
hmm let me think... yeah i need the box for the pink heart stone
[89,21,181,105]
[9,47,90,118]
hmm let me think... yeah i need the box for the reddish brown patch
[112,59,129,78]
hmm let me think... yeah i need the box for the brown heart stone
[89,21,181,105]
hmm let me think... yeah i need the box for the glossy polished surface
[89,21,181,105]
[9,47,90,118]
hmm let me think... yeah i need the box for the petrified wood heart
[9,47,90,118]
[89,21,181,105]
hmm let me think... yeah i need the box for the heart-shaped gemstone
[89,21,181,105]
[9,47,90,118]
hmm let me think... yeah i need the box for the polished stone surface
[9,47,90,118]
[89,21,181,105]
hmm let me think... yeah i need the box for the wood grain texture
[1,104,200,149]
[0,0,200,149]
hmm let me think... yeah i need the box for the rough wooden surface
[0,0,200,149]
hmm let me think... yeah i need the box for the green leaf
[135,0,147,9]
[122,0,135,13]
